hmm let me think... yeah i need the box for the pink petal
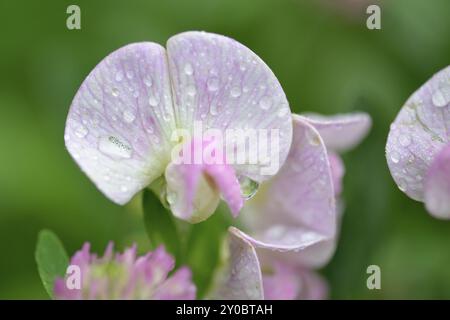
[424,144,450,219]
[213,227,264,300]
[301,112,372,152]
[165,138,243,222]
[166,31,292,182]
[65,42,176,204]
[237,116,336,267]
[263,262,301,300]
[153,267,196,300]
[328,152,345,196]
[386,66,450,202]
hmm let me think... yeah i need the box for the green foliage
[142,189,181,259]
[35,230,69,298]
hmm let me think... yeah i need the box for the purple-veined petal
[301,112,372,152]
[65,43,176,205]
[386,66,450,202]
[213,227,264,300]
[236,116,336,267]
[166,31,292,182]
[424,144,450,219]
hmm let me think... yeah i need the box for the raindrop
[123,109,136,123]
[398,135,411,147]
[149,95,159,107]
[75,125,88,138]
[143,75,153,87]
[115,71,123,82]
[184,63,194,75]
[259,96,272,110]
[238,175,259,200]
[98,135,133,159]
[111,87,119,97]
[390,151,400,164]
[186,85,197,97]
[398,179,407,192]
[230,86,241,98]
[207,77,219,92]
[120,185,128,193]
[166,191,177,205]
[431,82,450,107]
[126,70,134,79]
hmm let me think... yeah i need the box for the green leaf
[142,189,181,259]
[185,205,233,298]
[35,230,69,298]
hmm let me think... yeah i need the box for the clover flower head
[54,243,196,300]
[386,66,450,218]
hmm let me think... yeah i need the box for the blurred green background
[0,0,449,299]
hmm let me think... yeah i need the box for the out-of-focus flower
[54,243,196,300]
[214,114,371,299]
[64,31,292,223]
[386,66,450,219]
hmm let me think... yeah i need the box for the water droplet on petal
[238,175,259,200]
[111,87,119,97]
[143,75,153,87]
[184,63,194,75]
[207,77,219,92]
[230,86,241,98]
[75,125,88,138]
[186,85,197,97]
[115,71,123,82]
[390,151,400,164]
[126,70,134,79]
[120,185,128,193]
[166,191,177,205]
[259,96,272,110]
[123,109,136,123]
[148,95,159,107]
[398,134,411,147]
[99,135,133,159]
[431,82,450,107]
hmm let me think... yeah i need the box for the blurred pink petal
[424,144,450,219]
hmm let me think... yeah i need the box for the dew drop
[230,86,241,98]
[148,95,159,107]
[390,151,400,164]
[186,85,197,97]
[238,175,259,200]
[259,96,272,110]
[75,125,88,138]
[123,109,136,123]
[120,185,128,193]
[184,63,194,75]
[207,77,219,92]
[126,70,134,79]
[115,71,123,82]
[143,75,153,87]
[98,135,133,159]
[398,135,411,147]
[111,87,120,97]
[431,82,450,107]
